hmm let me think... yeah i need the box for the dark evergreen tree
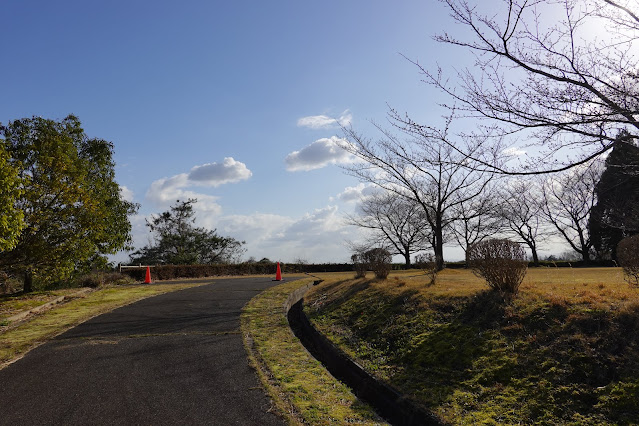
[589,133,639,260]
[129,199,245,265]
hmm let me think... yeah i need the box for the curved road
[0,277,289,425]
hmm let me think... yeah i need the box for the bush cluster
[75,272,136,288]
[366,248,392,279]
[468,239,528,297]
[350,248,392,279]
[617,235,639,286]
[351,254,368,278]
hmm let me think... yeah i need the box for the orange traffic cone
[144,266,152,284]
[275,262,282,281]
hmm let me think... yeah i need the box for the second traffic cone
[275,262,282,281]
[144,266,152,284]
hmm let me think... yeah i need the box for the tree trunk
[404,252,411,267]
[23,270,33,293]
[434,226,445,271]
[531,249,539,267]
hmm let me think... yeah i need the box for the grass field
[304,268,639,425]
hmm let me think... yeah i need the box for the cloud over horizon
[285,136,354,171]
[214,205,366,263]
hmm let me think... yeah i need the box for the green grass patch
[304,268,639,425]
[241,278,387,425]
[0,282,204,368]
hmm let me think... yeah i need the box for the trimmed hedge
[119,262,356,281]
[119,259,621,282]
[446,260,618,269]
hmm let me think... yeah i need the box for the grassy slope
[241,277,387,425]
[304,268,639,425]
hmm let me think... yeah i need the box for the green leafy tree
[0,115,138,292]
[590,134,639,260]
[0,142,25,251]
[130,199,245,265]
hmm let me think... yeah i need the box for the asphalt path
[0,277,293,425]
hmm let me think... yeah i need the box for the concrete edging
[285,282,444,426]
[5,288,93,324]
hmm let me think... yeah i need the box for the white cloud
[188,157,252,187]
[285,136,354,171]
[337,183,381,203]
[214,206,360,263]
[284,206,342,235]
[145,157,251,212]
[143,160,250,231]
[119,185,135,202]
[217,213,295,246]
[297,110,352,129]
[146,178,223,215]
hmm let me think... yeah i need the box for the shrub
[364,248,392,279]
[415,253,438,286]
[76,272,136,288]
[351,253,368,278]
[467,239,527,297]
[617,235,639,286]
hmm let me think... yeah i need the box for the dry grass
[304,267,639,425]
[307,267,632,307]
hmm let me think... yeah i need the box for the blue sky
[2,0,493,263]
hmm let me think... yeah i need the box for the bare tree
[451,186,504,265]
[497,179,547,265]
[346,192,432,267]
[540,160,603,263]
[341,116,492,270]
[412,0,639,174]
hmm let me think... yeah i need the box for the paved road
[0,277,290,425]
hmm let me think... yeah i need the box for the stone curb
[286,281,445,426]
[5,288,93,324]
